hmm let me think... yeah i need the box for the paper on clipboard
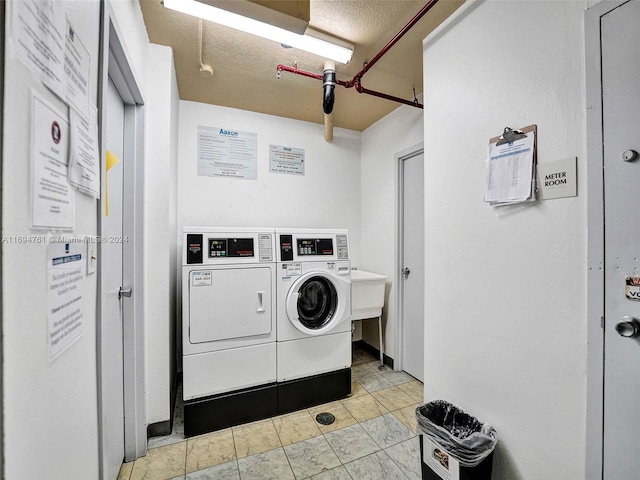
[484,131,535,205]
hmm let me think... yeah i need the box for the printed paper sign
[269,144,305,175]
[68,105,100,198]
[32,93,74,230]
[64,20,90,118]
[11,0,66,97]
[48,241,85,362]
[197,126,257,179]
[422,436,460,480]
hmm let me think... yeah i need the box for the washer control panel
[278,231,349,262]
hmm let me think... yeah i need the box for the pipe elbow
[323,68,336,114]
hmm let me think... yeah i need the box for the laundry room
[3,0,626,479]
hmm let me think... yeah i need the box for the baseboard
[353,340,394,369]
[147,419,171,438]
[147,373,181,439]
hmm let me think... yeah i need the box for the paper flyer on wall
[64,20,91,118]
[269,144,305,175]
[47,240,85,362]
[197,125,258,179]
[10,0,66,98]
[31,92,75,230]
[484,131,535,205]
[68,105,100,198]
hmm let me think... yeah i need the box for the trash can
[416,400,497,480]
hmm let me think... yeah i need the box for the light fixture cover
[163,0,353,64]
[200,0,310,34]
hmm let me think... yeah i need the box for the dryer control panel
[183,229,275,265]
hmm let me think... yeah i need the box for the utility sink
[351,270,388,320]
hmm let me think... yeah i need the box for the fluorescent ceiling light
[162,0,354,64]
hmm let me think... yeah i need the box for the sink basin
[350,270,388,320]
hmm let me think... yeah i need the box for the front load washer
[181,227,277,436]
[275,228,352,413]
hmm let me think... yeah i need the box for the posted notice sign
[269,144,305,175]
[197,125,257,179]
[47,241,84,362]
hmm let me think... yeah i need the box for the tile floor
[117,344,424,480]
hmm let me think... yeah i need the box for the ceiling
[139,0,464,132]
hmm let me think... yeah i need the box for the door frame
[395,143,424,373]
[585,1,629,478]
[97,1,146,472]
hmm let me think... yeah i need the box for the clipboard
[491,125,537,147]
[485,124,537,205]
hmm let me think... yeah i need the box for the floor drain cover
[315,412,335,425]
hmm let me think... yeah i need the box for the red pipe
[277,63,423,109]
[345,0,440,88]
[276,0,440,109]
[277,63,348,87]
[356,83,423,109]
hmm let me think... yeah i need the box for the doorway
[397,145,425,381]
[98,6,146,479]
[586,0,639,477]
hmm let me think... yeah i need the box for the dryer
[275,228,352,413]
[181,227,277,436]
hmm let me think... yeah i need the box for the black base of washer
[183,368,352,437]
[184,383,278,437]
[277,368,351,416]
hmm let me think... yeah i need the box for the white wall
[2,1,155,477]
[360,104,424,359]
[145,44,179,426]
[422,1,587,479]
[2,2,101,479]
[177,101,362,256]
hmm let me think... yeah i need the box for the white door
[401,151,425,381]
[100,77,126,480]
[602,1,640,477]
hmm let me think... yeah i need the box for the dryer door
[286,271,350,335]
[189,266,272,343]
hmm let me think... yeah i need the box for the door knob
[622,149,638,162]
[402,267,411,278]
[118,286,132,299]
[615,316,640,338]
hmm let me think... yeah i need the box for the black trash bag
[416,400,497,467]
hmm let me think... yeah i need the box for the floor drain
[315,412,335,425]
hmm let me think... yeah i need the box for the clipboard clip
[496,127,527,146]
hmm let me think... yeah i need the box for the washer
[275,228,352,412]
[181,227,278,436]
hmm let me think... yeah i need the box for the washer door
[286,271,350,335]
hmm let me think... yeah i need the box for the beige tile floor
[117,344,424,480]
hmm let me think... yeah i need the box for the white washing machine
[275,228,352,412]
[181,227,278,436]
